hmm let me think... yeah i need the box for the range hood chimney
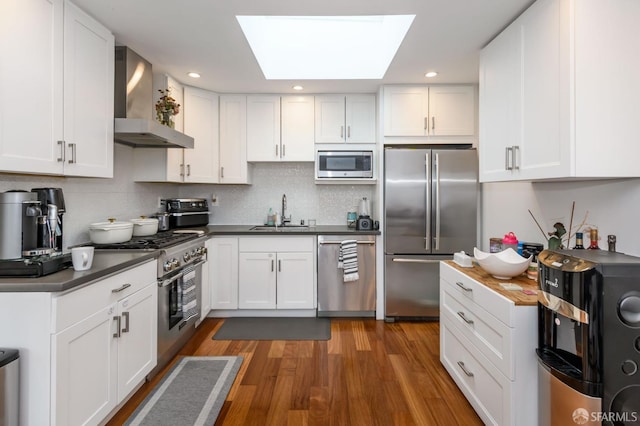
[114,46,194,149]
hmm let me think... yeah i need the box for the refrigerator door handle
[391,258,442,264]
[425,153,431,251]
[434,153,441,251]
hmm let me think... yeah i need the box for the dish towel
[338,240,359,282]
[180,264,198,322]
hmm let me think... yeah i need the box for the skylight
[236,15,415,80]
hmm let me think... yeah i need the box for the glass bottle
[587,228,600,250]
[573,232,585,249]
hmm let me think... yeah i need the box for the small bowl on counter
[89,219,133,244]
[131,217,159,236]
[473,247,531,279]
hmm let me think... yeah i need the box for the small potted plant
[155,88,180,128]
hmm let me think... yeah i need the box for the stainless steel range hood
[114,46,194,149]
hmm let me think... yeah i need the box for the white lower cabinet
[0,260,157,426]
[439,262,537,426]
[209,236,315,312]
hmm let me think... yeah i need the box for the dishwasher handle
[319,240,375,245]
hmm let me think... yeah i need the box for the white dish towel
[338,240,359,282]
[180,264,198,322]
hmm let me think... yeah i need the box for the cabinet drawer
[440,263,512,325]
[239,236,314,252]
[52,261,157,333]
[441,318,510,425]
[441,285,513,379]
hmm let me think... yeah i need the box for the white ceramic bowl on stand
[473,247,532,279]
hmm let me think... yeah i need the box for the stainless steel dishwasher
[317,235,376,317]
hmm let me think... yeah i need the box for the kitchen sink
[250,225,310,231]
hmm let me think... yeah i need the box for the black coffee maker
[31,188,66,252]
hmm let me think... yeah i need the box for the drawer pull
[457,361,474,377]
[112,283,132,293]
[122,312,130,333]
[457,311,474,325]
[456,281,473,292]
[113,316,121,338]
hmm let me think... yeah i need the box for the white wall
[179,163,377,226]
[0,144,179,248]
[482,179,640,256]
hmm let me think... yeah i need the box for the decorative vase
[160,111,174,128]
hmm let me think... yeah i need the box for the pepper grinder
[608,235,617,252]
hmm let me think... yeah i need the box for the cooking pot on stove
[153,212,170,231]
[89,219,133,244]
[130,217,158,236]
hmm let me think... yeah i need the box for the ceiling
[73,0,534,94]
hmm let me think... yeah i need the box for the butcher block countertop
[443,260,540,306]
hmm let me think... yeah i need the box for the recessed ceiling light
[187,72,201,78]
[292,85,304,91]
[237,15,415,80]
[425,71,438,78]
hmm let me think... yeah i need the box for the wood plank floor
[107,318,482,425]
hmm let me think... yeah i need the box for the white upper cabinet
[383,85,475,138]
[247,95,281,162]
[479,0,640,182]
[280,96,315,161]
[315,94,376,143]
[219,95,250,183]
[0,0,114,178]
[184,87,219,183]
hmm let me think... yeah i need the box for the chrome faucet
[281,194,291,226]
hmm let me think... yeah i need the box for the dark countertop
[202,224,381,236]
[0,224,378,293]
[0,251,158,293]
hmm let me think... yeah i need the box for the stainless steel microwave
[316,151,373,178]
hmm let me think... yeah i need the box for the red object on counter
[502,232,518,250]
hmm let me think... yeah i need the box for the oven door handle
[190,259,207,269]
[158,272,185,288]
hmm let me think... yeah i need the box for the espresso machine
[0,189,71,277]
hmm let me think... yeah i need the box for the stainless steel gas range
[86,230,208,378]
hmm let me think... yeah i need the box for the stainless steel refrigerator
[384,146,478,320]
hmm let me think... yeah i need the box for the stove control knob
[183,253,190,262]
[171,258,180,269]
[163,261,173,272]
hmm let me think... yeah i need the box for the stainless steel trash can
[0,349,19,426]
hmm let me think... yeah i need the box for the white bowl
[473,247,531,279]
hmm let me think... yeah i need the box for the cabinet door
[116,284,157,402]
[276,252,315,309]
[219,95,249,183]
[383,86,429,136]
[52,303,117,426]
[478,23,522,182]
[238,252,276,309]
[281,96,315,161]
[0,0,64,175]
[184,87,219,183]
[63,0,114,178]
[210,238,239,310]
[247,95,281,161]
[315,95,346,143]
[428,86,475,136]
[346,94,376,143]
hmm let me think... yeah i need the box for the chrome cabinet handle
[180,164,185,176]
[505,147,513,170]
[271,259,274,272]
[275,144,279,157]
[347,125,351,139]
[456,281,473,292]
[278,259,281,272]
[111,283,131,293]
[68,143,76,164]
[122,312,130,333]
[513,145,520,170]
[187,164,191,176]
[457,311,474,325]
[113,316,121,338]
[424,117,428,130]
[457,361,474,377]
[432,116,435,131]
[341,125,344,139]
[282,144,285,157]
[221,166,224,178]
[57,141,65,162]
